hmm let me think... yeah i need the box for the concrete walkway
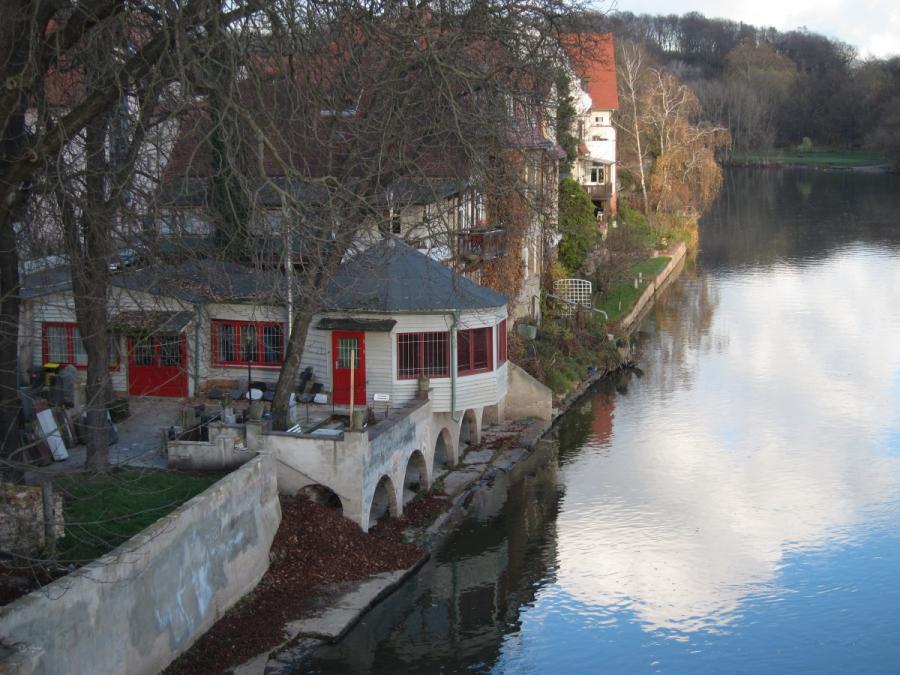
[26,397,184,480]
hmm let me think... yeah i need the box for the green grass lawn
[731,149,887,168]
[595,256,670,323]
[55,469,223,565]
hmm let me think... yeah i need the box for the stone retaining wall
[0,455,281,675]
[618,241,687,333]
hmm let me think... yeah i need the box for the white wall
[297,307,509,414]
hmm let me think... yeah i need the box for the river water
[305,169,900,674]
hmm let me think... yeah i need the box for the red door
[332,331,365,405]
[127,334,188,397]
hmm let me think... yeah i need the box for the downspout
[193,303,202,396]
[450,310,461,423]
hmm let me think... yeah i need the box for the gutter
[450,310,461,423]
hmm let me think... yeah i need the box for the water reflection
[308,448,564,674]
[306,170,900,673]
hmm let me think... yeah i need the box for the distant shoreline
[726,160,896,175]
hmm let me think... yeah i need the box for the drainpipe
[193,303,202,396]
[450,310,461,423]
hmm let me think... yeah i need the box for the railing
[585,183,613,200]
[457,228,505,261]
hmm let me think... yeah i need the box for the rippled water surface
[307,169,900,674]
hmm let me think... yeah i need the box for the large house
[19,239,510,410]
[563,33,619,218]
[20,239,549,530]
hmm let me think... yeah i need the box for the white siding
[298,307,508,412]
[391,307,508,412]
[364,332,392,403]
[27,291,132,393]
[299,326,330,388]
[201,303,287,390]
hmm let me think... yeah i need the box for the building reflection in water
[307,444,563,674]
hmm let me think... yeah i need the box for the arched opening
[459,409,478,450]
[368,475,397,529]
[403,450,428,504]
[434,427,453,470]
[299,484,343,515]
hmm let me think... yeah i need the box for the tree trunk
[271,300,318,431]
[270,246,348,430]
[63,114,114,471]
[75,290,112,471]
[0,207,24,482]
[0,4,32,482]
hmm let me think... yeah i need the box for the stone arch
[459,409,480,450]
[434,427,455,470]
[368,475,399,529]
[403,450,429,505]
[299,484,343,515]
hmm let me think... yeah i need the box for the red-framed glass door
[127,334,188,397]
[331,331,365,405]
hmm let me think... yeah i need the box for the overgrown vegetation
[557,178,600,274]
[513,315,622,397]
[582,11,900,169]
[56,470,222,564]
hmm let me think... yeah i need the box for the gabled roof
[325,238,507,312]
[562,33,619,112]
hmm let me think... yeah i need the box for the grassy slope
[595,256,670,322]
[56,469,222,564]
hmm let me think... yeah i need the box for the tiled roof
[562,33,619,111]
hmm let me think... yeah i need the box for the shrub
[557,178,599,274]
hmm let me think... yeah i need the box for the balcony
[457,228,505,261]
[585,183,613,201]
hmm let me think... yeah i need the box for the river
[304,168,900,674]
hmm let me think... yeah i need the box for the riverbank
[249,269,689,672]
[617,241,687,333]
[167,225,691,675]
[727,149,894,172]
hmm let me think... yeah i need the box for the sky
[606,0,900,58]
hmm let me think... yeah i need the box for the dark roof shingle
[325,238,507,312]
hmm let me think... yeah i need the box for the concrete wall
[269,399,439,531]
[617,241,687,333]
[0,456,281,675]
[166,421,263,471]
[505,362,553,421]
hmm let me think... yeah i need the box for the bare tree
[615,40,651,212]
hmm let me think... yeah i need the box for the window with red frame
[42,322,118,368]
[212,320,284,366]
[398,332,449,379]
[457,327,493,374]
[497,319,507,364]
